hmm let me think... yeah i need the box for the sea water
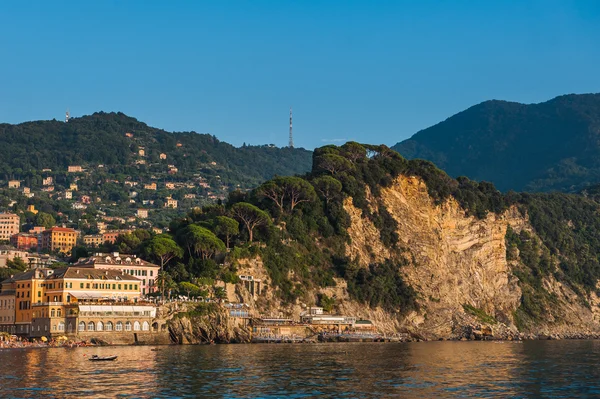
[1,340,599,398]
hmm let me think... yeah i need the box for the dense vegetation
[393,93,600,192]
[58,141,600,326]
[0,112,312,189]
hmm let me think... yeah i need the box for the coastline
[3,330,599,350]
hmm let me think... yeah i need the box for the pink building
[73,252,160,296]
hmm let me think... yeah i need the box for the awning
[66,291,119,300]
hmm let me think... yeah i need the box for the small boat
[88,355,118,362]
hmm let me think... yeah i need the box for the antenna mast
[288,107,294,148]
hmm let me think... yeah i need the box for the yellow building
[83,234,105,247]
[2,267,154,338]
[41,227,78,254]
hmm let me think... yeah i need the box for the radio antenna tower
[65,108,70,123]
[288,107,294,148]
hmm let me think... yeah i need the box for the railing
[32,302,64,307]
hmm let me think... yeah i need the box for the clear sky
[1,1,600,149]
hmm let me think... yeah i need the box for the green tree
[6,257,27,272]
[178,281,203,298]
[257,176,317,213]
[312,175,343,205]
[36,212,55,228]
[213,216,239,248]
[230,202,270,242]
[315,153,353,175]
[213,286,227,301]
[181,224,226,260]
[146,235,183,298]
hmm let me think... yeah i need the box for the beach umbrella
[40,336,48,342]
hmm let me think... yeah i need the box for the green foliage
[318,293,336,313]
[230,202,271,242]
[178,281,205,298]
[35,212,55,228]
[174,303,218,318]
[392,94,600,192]
[0,112,312,189]
[213,216,239,248]
[337,259,418,313]
[462,304,497,324]
[213,286,227,300]
[146,234,183,266]
[180,224,225,259]
[6,257,27,272]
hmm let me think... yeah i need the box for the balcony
[32,302,63,307]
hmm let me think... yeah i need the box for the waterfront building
[0,278,16,333]
[300,307,356,328]
[74,253,159,296]
[0,213,20,241]
[0,267,156,338]
[8,180,20,188]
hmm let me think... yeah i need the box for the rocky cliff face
[171,174,600,341]
[166,303,251,344]
[344,175,600,338]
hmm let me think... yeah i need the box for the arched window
[97,321,104,331]
[106,321,113,331]
[78,321,85,331]
[142,321,149,331]
[133,321,141,331]
[125,321,132,331]
[152,322,158,332]
[68,323,73,333]
[57,309,62,317]
[87,322,95,331]
[116,321,123,331]
[51,309,55,317]
[58,322,65,331]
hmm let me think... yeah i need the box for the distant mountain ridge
[392,93,600,192]
[0,112,312,189]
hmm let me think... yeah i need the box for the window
[142,321,149,331]
[57,309,62,317]
[87,322,95,331]
[97,321,104,331]
[58,322,65,331]
[133,321,141,331]
[116,321,123,331]
[125,321,132,331]
[106,321,113,331]
[118,284,121,290]
[51,309,55,317]
[112,284,116,289]
[78,321,85,331]
[80,283,84,289]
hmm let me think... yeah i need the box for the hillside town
[1,152,230,235]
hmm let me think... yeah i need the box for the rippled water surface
[2,341,600,398]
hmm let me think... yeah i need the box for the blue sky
[1,1,600,149]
